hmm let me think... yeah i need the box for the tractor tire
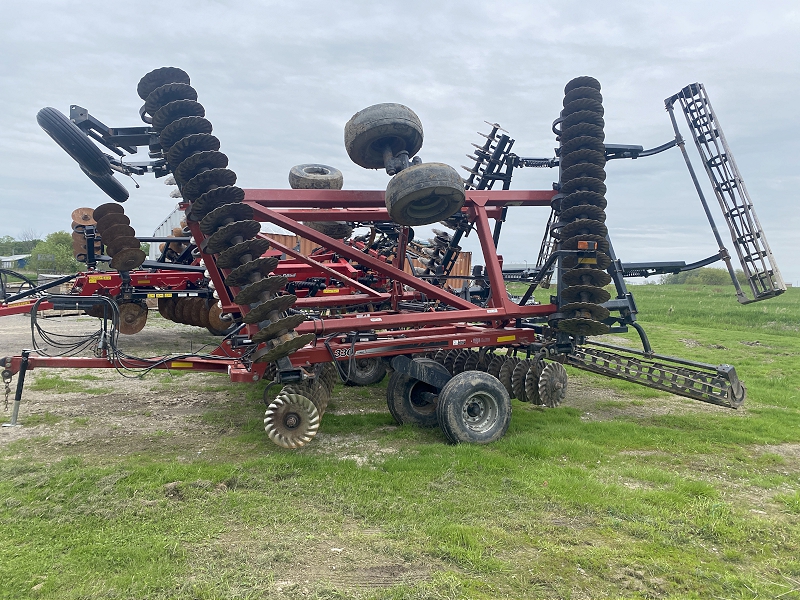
[37,107,111,177]
[341,357,387,386]
[385,358,445,427]
[385,162,465,226]
[344,103,423,169]
[436,371,511,444]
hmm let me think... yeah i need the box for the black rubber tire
[436,371,511,444]
[385,162,465,226]
[288,164,344,190]
[37,107,110,177]
[341,357,387,386]
[344,103,423,169]
[386,358,446,427]
[80,166,129,203]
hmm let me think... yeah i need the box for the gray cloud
[1,0,798,286]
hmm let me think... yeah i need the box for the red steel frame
[4,189,557,380]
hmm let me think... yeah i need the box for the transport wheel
[80,166,129,203]
[436,371,511,444]
[344,103,423,169]
[289,164,344,190]
[303,221,353,240]
[385,162,465,226]
[36,107,111,177]
[538,362,568,408]
[264,390,320,449]
[342,357,387,386]
[385,358,446,427]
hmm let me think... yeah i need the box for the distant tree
[660,267,748,286]
[27,231,79,274]
[140,242,150,255]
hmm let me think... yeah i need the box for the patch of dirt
[559,378,747,423]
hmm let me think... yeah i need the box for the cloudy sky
[2,0,798,287]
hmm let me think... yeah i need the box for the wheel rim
[409,381,437,416]
[461,391,499,433]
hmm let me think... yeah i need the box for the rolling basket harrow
[0,68,784,448]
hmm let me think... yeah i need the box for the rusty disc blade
[208,304,228,331]
[197,300,211,328]
[158,297,176,321]
[71,221,87,233]
[557,318,609,337]
[189,185,245,221]
[205,220,261,254]
[251,313,307,344]
[173,298,188,324]
[224,257,280,287]
[243,294,297,324]
[254,333,316,364]
[561,284,611,305]
[562,267,611,288]
[110,248,146,271]
[233,276,289,306]
[199,203,254,236]
[96,213,131,233]
[215,239,271,268]
[182,168,237,203]
[93,202,125,223]
[561,301,610,322]
[104,224,136,241]
[191,297,208,326]
[71,207,95,225]
[118,302,148,335]
[106,236,141,256]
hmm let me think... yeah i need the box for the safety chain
[2,371,12,411]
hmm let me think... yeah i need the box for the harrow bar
[568,341,745,408]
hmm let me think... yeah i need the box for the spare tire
[289,164,344,190]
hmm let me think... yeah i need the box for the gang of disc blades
[233,276,289,306]
[561,284,611,305]
[251,313,307,344]
[254,333,316,364]
[215,238,271,268]
[167,133,220,168]
[96,213,130,233]
[224,257,280,287]
[242,293,296,324]
[558,318,609,337]
[562,267,612,287]
[181,168,237,202]
[200,203,255,235]
[103,224,136,241]
[561,233,610,254]
[204,219,261,254]
[110,248,146,272]
[174,150,229,186]
[188,185,245,221]
[561,301,610,322]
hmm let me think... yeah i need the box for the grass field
[1,285,799,599]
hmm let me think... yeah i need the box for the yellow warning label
[497,335,516,343]
[147,293,156,298]
[170,361,193,369]
[88,275,112,283]
[138,279,150,284]
[322,289,340,294]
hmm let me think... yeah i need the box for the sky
[2,0,799,287]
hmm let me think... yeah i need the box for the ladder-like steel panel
[668,83,785,303]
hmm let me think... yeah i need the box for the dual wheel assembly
[344,103,466,226]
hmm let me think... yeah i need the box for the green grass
[1,285,799,598]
